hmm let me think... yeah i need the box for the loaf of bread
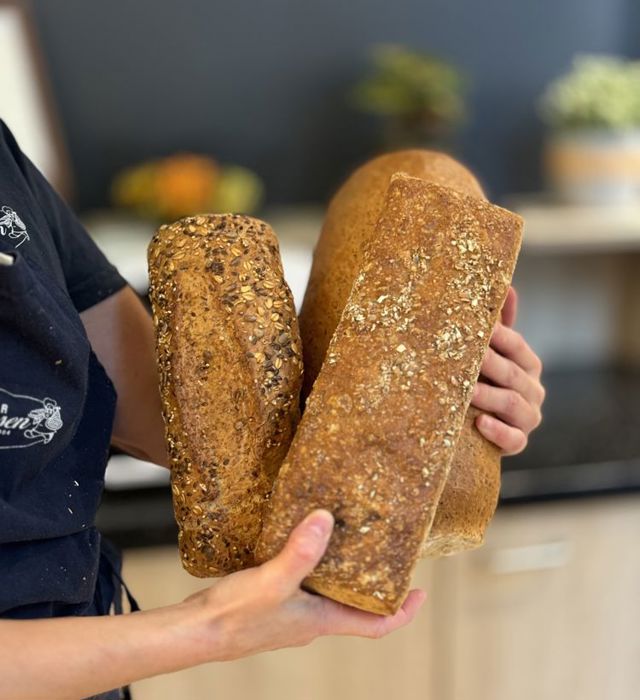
[148,214,303,577]
[255,175,522,614]
[299,150,484,398]
[298,150,503,558]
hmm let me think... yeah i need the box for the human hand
[183,510,426,663]
[471,287,545,455]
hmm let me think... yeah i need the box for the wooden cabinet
[122,496,640,700]
[123,548,441,700]
[444,496,640,700]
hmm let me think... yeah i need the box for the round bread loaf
[298,150,501,557]
[148,214,303,576]
[300,150,485,398]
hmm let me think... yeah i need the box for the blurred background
[3,0,640,698]
[14,0,640,205]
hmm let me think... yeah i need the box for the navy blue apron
[0,248,139,699]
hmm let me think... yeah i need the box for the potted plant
[351,44,465,150]
[539,55,640,204]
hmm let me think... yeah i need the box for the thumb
[265,509,334,594]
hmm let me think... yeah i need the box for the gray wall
[31,0,638,210]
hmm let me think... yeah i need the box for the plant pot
[544,129,640,205]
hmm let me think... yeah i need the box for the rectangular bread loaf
[254,175,523,615]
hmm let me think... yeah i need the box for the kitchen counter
[96,365,640,549]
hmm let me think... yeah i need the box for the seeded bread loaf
[298,150,503,558]
[299,150,484,398]
[255,176,522,614]
[148,214,303,577]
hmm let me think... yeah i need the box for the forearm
[0,601,213,699]
[80,286,169,468]
[0,511,425,699]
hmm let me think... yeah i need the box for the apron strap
[99,535,141,613]
[111,563,140,614]
[96,537,140,700]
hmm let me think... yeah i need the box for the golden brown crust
[421,406,501,556]
[299,149,507,559]
[299,149,484,400]
[255,177,523,614]
[148,214,302,577]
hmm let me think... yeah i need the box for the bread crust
[421,409,501,556]
[255,177,522,614]
[299,150,508,558]
[148,214,302,576]
[300,150,485,399]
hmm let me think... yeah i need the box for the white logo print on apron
[0,387,63,448]
[0,206,29,248]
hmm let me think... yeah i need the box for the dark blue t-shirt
[0,120,128,619]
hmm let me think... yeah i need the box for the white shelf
[86,198,640,290]
[83,206,324,304]
[506,195,640,254]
